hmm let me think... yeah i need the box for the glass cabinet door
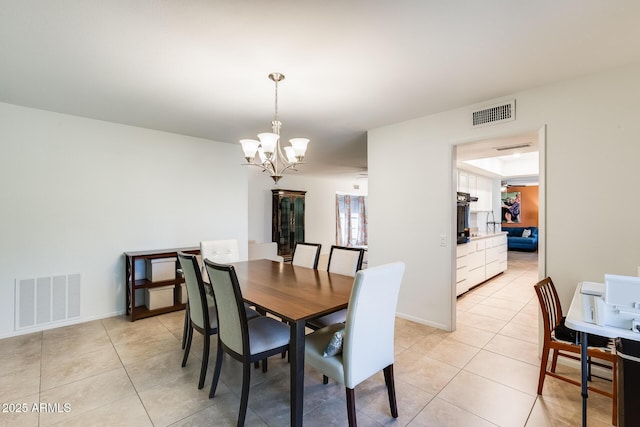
[272,190,306,261]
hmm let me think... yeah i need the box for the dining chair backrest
[200,239,240,264]
[177,252,211,331]
[204,259,248,356]
[291,242,321,269]
[534,277,563,341]
[343,262,405,388]
[327,245,365,277]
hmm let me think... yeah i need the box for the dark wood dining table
[230,259,355,427]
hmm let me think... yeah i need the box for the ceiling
[2,1,640,177]
[456,132,540,184]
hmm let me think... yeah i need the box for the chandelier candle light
[240,73,309,183]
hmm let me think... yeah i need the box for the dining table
[229,258,355,427]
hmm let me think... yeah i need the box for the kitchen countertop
[467,231,508,241]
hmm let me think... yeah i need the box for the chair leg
[238,361,251,427]
[612,360,618,426]
[181,304,189,349]
[181,324,193,367]
[209,343,224,398]
[262,357,268,373]
[550,348,559,373]
[383,365,398,418]
[345,387,357,427]
[198,333,210,389]
[537,345,550,394]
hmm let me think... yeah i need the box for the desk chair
[305,262,405,426]
[534,277,618,426]
[205,259,290,427]
[306,245,365,331]
[291,242,321,269]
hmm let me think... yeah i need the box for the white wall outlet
[440,234,447,247]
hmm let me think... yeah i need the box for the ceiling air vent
[472,99,516,127]
[495,143,531,152]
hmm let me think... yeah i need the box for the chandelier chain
[274,78,279,131]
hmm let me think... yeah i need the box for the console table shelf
[124,246,199,321]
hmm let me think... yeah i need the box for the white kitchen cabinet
[456,244,469,296]
[476,176,492,212]
[466,239,485,289]
[468,174,478,211]
[458,170,494,212]
[468,174,477,195]
[458,170,469,193]
[485,234,508,278]
[456,232,508,296]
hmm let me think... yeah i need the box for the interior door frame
[450,125,547,331]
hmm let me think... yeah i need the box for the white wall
[369,62,640,331]
[0,102,248,338]
[247,168,368,255]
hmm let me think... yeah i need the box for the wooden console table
[124,247,199,321]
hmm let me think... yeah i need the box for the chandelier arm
[243,162,274,174]
[278,163,299,174]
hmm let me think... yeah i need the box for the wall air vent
[472,99,516,127]
[15,274,81,330]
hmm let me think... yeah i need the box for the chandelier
[240,73,309,183]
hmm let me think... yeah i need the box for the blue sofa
[505,226,538,251]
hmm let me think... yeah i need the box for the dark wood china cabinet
[271,189,306,261]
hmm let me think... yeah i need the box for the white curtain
[336,194,367,246]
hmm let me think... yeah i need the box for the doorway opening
[452,126,546,330]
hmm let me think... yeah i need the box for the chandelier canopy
[240,73,309,183]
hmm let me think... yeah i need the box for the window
[336,194,367,246]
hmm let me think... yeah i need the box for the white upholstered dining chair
[291,242,321,269]
[327,245,365,276]
[305,262,405,426]
[200,239,240,264]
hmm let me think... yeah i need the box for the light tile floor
[0,251,616,426]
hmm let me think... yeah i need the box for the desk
[565,283,640,427]
[231,259,354,427]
